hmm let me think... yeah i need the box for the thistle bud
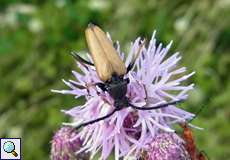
[50,127,90,160]
[144,133,191,160]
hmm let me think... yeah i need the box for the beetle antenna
[199,150,210,160]
[70,51,94,66]
[75,108,119,130]
[129,99,184,110]
[127,39,146,73]
[188,104,207,124]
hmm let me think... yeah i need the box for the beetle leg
[129,99,184,110]
[95,82,107,92]
[125,78,130,84]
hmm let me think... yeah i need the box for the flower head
[51,127,90,160]
[52,30,195,160]
[144,132,191,160]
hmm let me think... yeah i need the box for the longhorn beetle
[180,123,208,160]
[180,105,209,160]
[71,24,184,130]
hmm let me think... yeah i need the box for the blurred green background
[0,0,229,160]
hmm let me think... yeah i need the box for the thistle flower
[52,31,195,160]
[51,127,90,160]
[143,132,191,160]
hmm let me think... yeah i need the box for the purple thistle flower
[52,31,195,160]
[51,127,90,160]
[144,132,191,160]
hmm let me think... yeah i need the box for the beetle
[71,24,184,129]
[180,123,208,160]
[179,105,209,160]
